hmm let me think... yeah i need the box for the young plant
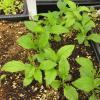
[0,0,23,15]
[57,0,100,45]
[72,57,100,100]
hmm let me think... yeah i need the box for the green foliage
[59,58,70,81]
[72,77,94,92]
[1,0,99,99]
[2,61,26,72]
[40,60,57,70]
[87,33,100,43]
[34,69,42,83]
[51,80,61,90]
[0,0,23,15]
[64,85,78,100]
[45,69,57,85]
[73,57,100,94]
[17,33,35,49]
[76,57,95,78]
[0,75,6,80]
[89,94,97,100]
[57,45,75,60]
[44,47,57,62]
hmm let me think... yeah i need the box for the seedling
[0,0,23,15]
[72,57,100,99]
[1,0,100,100]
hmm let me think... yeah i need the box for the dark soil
[0,21,59,100]
[0,20,100,100]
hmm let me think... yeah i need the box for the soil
[0,21,59,100]
[0,20,100,100]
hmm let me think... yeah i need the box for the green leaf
[78,6,90,12]
[44,47,57,62]
[73,11,82,20]
[38,32,49,49]
[17,34,35,49]
[73,22,83,31]
[76,57,95,78]
[23,77,33,86]
[24,21,44,33]
[72,77,94,92]
[94,78,100,88]
[66,18,75,27]
[59,58,70,80]
[24,64,35,78]
[47,11,60,25]
[57,0,67,11]
[51,25,69,35]
[65,0,76,9]
[45,69,57,85]
[53,35,61,42]
[87,34,100,43]
[2,61,25,72]
[34,69,42,83]
[40,60,57,70]
[0,75,6,80]
[89,94,97,100]
[64,85,78,100]
[82,14,91,26]
[76,33,86,44]
[57,45,75,60]
[76,57,93,68]
[51,80,61,90]
[84,20,95,32]
[36,53,46,62]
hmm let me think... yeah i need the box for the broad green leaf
[64,85,78,100]
[2,61,25,72]
[73,22,83,31]
[38,32,49,49]
[65,0,76,9]
[24,21,44,33]
[78,6,90,12]
[51,25,69,35]
[17,34,35,49]
[44,47,57,62]
[94,78,100,88]
[66,18,75,27]
[76,57,93,68]
[47,11,60,25]
[76,57,95,78]
[24,64,35,78]
[59,58,70,79]
[87,34,100,43]
[34,69,42,83]
[36,52,45,63]
[45,69,57,85]
[40,60,57,70]
[76,33,86,44]
[57,45,75,60]
[23,77,33,86]
[89,94,97,100]
[57,0,67,11]
[79,66,95,78]
[36,53,46,62]
[51,80,61,90]
[73,11,82,20]
[72,77,94,92]
[84,20,95,32]
[82,14,91,26]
